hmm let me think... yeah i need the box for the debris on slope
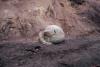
[0,0,100,41]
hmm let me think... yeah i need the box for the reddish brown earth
[0,0,100,67]
[0,0,100,41]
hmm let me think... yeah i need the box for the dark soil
[0,35,100,67]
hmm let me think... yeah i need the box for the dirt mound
[0,0,100,67]
[0,0,100,41]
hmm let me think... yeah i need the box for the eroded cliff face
[0,0,100,42]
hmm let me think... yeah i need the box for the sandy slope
[0,0,100,41]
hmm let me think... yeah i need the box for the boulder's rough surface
[0,0,100,42]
